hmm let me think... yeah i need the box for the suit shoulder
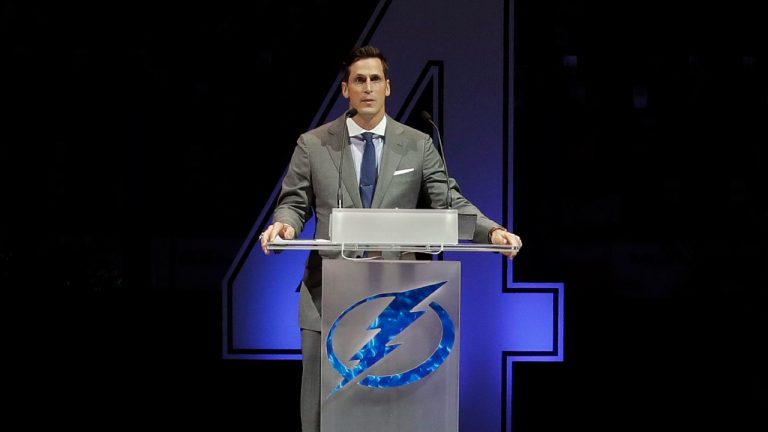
[298,120,338,148]
[388,118,430,142]
[304,120,334,137]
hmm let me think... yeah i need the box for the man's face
[341,57,391,123]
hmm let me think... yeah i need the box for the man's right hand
[260,222,296,254]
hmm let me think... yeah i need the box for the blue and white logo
[326,281,455,397]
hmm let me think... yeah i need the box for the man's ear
[341,82,349,99]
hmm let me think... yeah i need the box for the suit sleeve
[421,135,500,243]
[273,135,315,234]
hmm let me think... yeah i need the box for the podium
[267,209,517,432]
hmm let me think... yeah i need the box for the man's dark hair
[341,45,389,82]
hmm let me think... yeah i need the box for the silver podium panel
[322,260,461,432]
[329,208,459,245]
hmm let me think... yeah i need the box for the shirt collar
[346,116,387,138]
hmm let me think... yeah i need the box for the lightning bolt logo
[326,281,455,397]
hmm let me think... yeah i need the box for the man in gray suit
[259,45,522,432]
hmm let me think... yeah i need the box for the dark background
[3,1,765,430]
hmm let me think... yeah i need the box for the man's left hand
[491,229,522,259]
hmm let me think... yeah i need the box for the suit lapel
[371,119,405,208]
[327,116,363,208]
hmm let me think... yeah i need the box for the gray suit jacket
[273,114,500,330]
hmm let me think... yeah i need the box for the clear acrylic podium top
[267,208,519,254]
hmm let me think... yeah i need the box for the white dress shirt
[346,116,387,185]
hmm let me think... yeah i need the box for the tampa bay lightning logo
[326,281,455,397]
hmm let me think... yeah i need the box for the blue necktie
[359,132,377,208]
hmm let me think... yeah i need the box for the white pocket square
[393,168,414,176]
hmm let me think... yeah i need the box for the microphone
[337,108,358,208]
[420,111,452,209]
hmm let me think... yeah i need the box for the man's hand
[490,228,522,259]
[259,222,296,254]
